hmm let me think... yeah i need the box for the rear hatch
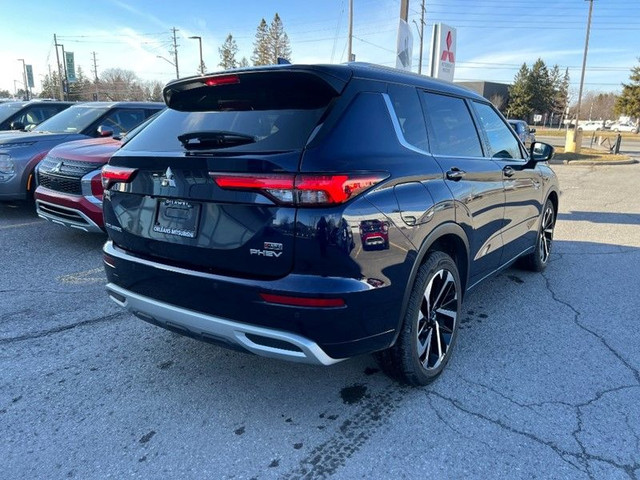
[103,68,348,278]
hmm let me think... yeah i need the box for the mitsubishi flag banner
[429,23,457,82]
[396,18,413,71]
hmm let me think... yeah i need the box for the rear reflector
[210,172,387,206]
[101,165,137,190]
[203,75,240,87]
[260,293,345,308]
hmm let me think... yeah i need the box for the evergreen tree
[39,72,62,100]
[0,89,12,98]
[268,13,292,63]
[615,58,640,120]
[219,34,239,70]
[252,19,270,66]
[239,57,249,68]
[507,63,533,120]
[529,58,553,115]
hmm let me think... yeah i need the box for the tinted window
[100,109,147,137]
[473,102,522,159]
[420,92,483,157]
[0,103,24,124]
[387,84,428,151]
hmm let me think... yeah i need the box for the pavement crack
[542,272,640,385]
[428,390,640,478]
[0,312,127,344]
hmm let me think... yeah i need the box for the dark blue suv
[102,63,558,385]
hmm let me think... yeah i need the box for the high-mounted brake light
[209,172,387,206]
[203,75,240,87]
[101,165,138,190]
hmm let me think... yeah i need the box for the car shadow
[0,200,39,221]
[557,210,640,226]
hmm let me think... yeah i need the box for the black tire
[520,199,555,272]
[375,251,462,386]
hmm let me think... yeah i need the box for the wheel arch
[546,189,559,221]
[390,222,470,347]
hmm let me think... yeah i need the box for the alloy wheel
[539,205,554,264]
[416,269,458,371]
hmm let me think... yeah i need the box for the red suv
[34,137,122,232]
[34,112,160,232]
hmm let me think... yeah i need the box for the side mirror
[97,125,114,137]
[10,121,25,131]
[529,141,554,163]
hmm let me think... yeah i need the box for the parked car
[0,102,163,201]
[578,121,606,132]
[34,113,161,232]
[507,119,536,145]
[609,122,639,134]
[0,100,73,132]
[102,64,558,386]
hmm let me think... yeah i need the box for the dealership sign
[429,23,456,82]
[65,51,77,83]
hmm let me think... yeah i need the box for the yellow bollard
[565,128,582,153]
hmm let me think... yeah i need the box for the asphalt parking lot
[2,162,639,480]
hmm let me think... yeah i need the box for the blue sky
[1,0,638,98]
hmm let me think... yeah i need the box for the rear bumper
[103,241,400,361]
[35,186,104,233]
[106,283,342,366]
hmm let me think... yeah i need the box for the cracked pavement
[1,163,639,479]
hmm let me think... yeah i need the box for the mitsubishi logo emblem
[161,167,176,187]
[441,31,455,63]
[51,161,63,174]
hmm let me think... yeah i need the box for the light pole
[188,36,205,74]
[17,59,29,100]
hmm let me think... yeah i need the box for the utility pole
[400,0,409,22]
[575,0,594,133]
[53,34,64,101]
[91,51,99,101]
[415,0,426,74]
[171,27,180,79]
[347,0,354,62]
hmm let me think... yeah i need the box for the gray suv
[0,100,73,132]
[0,102,163,201]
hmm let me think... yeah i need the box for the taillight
[203,74,240,87]
[209,172,387,206]
[101,165,137,190]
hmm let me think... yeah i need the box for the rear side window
[387,84,428,151]
[420,92,483,157]
[101,109,147,137]
[472,102,523,159]
[124,73,337,153]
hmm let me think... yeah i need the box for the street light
[17,59,29,101]
[188,36,205,75]
[156,55,176,67]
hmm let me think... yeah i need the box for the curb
[559,158,639,166]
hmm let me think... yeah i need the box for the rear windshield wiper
[178,131,257,150]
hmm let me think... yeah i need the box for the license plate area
[153,198,201,238]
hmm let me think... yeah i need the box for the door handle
[503,166,515,177]
[446,167,466,181]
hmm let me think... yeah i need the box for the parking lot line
[0,220,44,230]
[56,267,105,285]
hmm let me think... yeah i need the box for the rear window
[123,72,338,153]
